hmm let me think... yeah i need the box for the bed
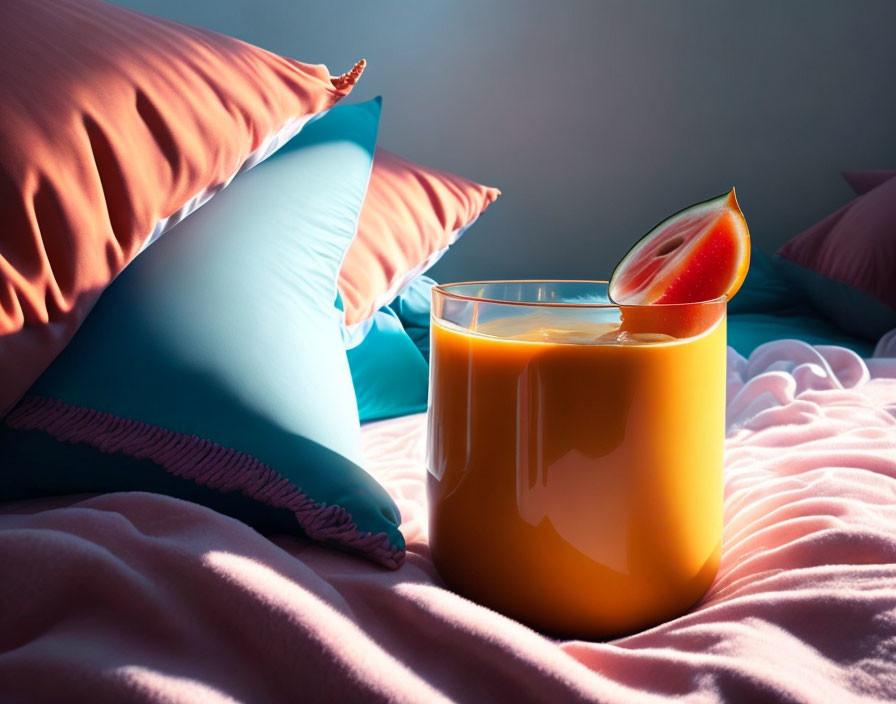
[3,2,895,701]
[2,335,895,703]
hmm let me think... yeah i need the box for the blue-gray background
[114,0,896,282]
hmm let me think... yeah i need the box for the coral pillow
[0,0,363,415]
[776,171,896,340]
[338,149,499,330]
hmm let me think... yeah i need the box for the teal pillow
[348,306,429,422]
[775,257,896,341]
[0,98,405,568]
[345,275,435,422]
[727,249,801,316]
[388,275,436,363]
[727,311,875,359]
[725,250,875,357]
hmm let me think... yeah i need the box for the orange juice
[427,289,726,638]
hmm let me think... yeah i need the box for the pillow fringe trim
[5,394,404,569]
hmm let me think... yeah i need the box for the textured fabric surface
[1,340,895,702]
[0,100,405,567]
[338,148,499,327]
[0,0,362,415]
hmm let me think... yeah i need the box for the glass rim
[432,280,728,309]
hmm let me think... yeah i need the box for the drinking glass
[427,281,727,637]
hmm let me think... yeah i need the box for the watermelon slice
[609,189,750,305]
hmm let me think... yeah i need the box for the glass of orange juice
[427,281,727,638]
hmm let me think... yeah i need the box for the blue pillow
[727,311,875,359]
[345,275,436,422]
[775,257,896,342]
[388,275,436,363]
[348,306,429,422]
[727,249,801,316]
[0,98,406,568]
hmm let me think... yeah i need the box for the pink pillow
[778,172,896,341]
[841,170,896,196]
[338,148,500,327]
[0,0,363,415]
[777,172,896,312]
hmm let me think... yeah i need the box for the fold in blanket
[1,339,895,703]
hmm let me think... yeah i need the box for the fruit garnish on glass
[609,188,750,337]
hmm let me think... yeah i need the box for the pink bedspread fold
[2,339,896,703]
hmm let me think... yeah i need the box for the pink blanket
[2,338,896,703]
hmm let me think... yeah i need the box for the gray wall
[114,0,896,282]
